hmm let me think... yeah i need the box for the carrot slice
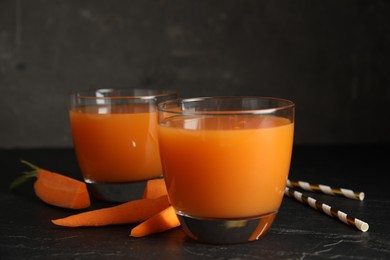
[34,169,90,209]
[10,160,90,209]
[130,205,180,237]
[52,195,170,227]
[142,178,168,199]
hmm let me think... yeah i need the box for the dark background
[1,0,389,148]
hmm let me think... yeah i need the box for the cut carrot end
[130,205,180,237]
[34,169,90,209]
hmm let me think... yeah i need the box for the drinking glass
[69,88,177,202]
[157,96,294,244]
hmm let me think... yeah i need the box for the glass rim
[158,96,295,115]
[70,88,177,100]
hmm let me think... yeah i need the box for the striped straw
[284,187,369,232]
[287,179,365,201]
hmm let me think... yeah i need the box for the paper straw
[284,187,369,232]
[287,179,365,201]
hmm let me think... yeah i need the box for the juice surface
[70,104,162,183]
[158,115,294,218]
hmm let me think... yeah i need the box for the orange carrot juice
[158,115,294,219]
[70,104,162,183]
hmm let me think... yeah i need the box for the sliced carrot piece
[142,178,168,199]
[34,169,90,209]
[10,160,90,209]
[52,195,170,227]
[130,205,180,237]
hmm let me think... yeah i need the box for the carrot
[142,178,168,199]
[10,160,90,209]
[52,195,170,227]
[130,205,180,237]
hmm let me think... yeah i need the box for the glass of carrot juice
[157,96,295,244]
[69,88,177,202]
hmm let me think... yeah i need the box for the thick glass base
[177,211,277,244]
[85,179,152,203]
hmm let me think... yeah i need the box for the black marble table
[1,145,389,259]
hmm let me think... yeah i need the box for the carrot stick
[142,178,168,199]
[52,195,170,227]
[130,205,180,237]
[10,160,90,209]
